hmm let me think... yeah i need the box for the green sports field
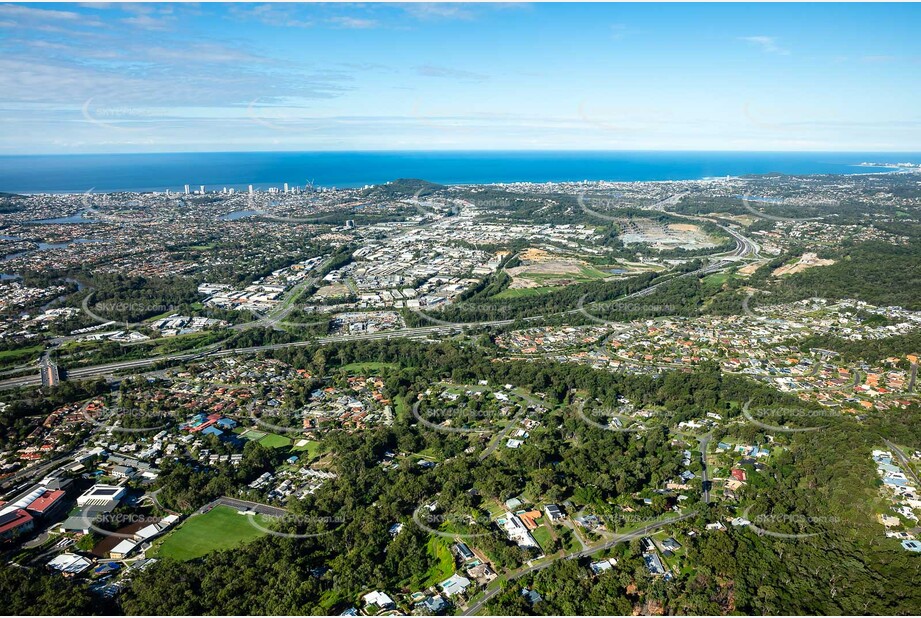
[150,505,266,561]
[258,433,292,448]
[237,428,292,448]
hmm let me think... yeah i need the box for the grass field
[485,500,507,518]
[150,506,266,561]
[340,361,397,373]
[702,272,735,291]
[394,395,411,423]
[236,428,293,448]
[292,439,321,458]
[558,526,582,553]
[317,589,346,613]
[258,433,292,448]
[493,286,557,299]
[414,447,440,460]
[152,331,227,354]
[421,536,456,587]
[0,344,42,360]
[498,260,664,302]
[531,523,553,553]
[0,344,42,369]
[516,265,610,281]
[498,263,611,299]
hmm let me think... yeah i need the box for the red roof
[0,508,33,536]
[26,489,65,515]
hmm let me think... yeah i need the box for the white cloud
[327,16,379,29]
[415,65,487,81]
[740,36,790,56]
[399,3,476,21]
[0,2,105,28]
[120,14,173,31]
[228,4,314,28]
[0,3,83,21]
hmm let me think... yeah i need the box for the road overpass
[1,220,760,392]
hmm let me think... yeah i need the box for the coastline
[0,150,918,195]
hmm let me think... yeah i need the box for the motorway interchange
[1,199,762,391]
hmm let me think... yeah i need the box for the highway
[236,254,341,332]
[3,207,760,391]
[0,325,480,390]
[0,259,748,391]
[0,455,71,494]
[739,197,821,224]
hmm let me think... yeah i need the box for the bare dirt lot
[619,219,720,250]
[506,259,589,288]
[314,283,352,298]
[505,248,608,290]
[772,252,836,276]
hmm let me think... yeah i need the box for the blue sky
[0,2,919,153]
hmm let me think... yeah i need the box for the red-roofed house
[0,509,34,542]
[26,489,66,518]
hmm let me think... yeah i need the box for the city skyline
[1,2,920,154]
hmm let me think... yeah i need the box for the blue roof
[424,596,448,613]
[902,540,921,552]
[521,588,542,605]
[201,426,223,436]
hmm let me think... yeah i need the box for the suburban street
[1,220,761,392]
[883,439,921,487]
[1,5,918,615]
[461,511,698,616]
[698,433,713,503]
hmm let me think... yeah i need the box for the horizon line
[2,148,921,157]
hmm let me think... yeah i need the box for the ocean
[0,151,915,194]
